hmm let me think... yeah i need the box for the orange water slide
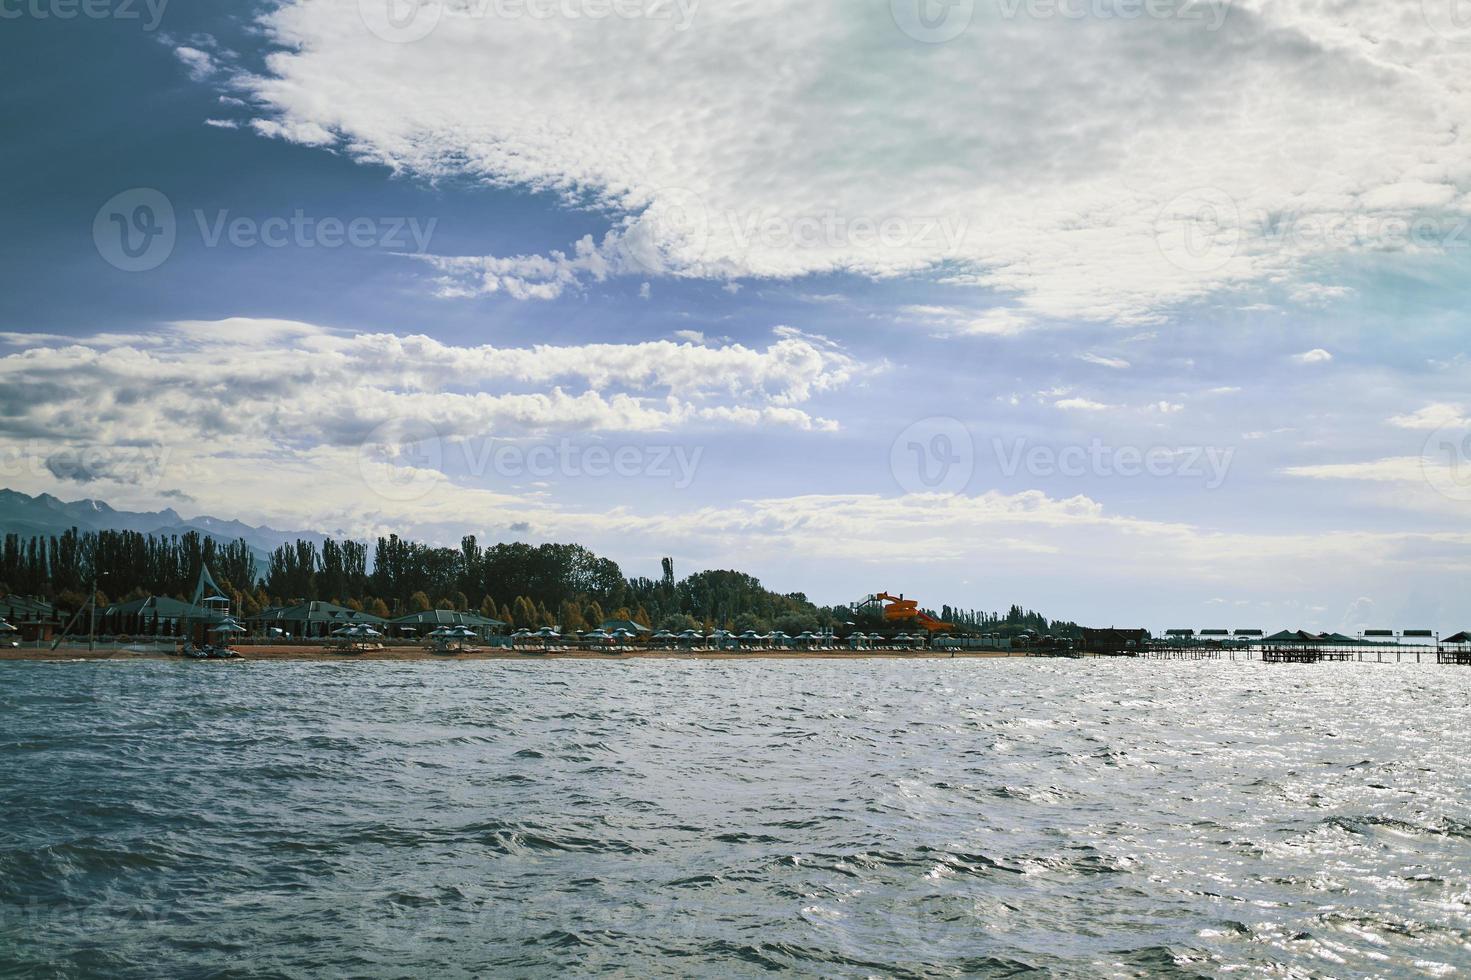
[873,592,955,633]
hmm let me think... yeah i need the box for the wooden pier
[1439,650,1471,665]
[1261,648,1353,664]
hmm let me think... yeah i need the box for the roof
[103,596,225,621]
[391,609,506,628]
[1264,630,1328,643]
[1445,631,1471,644]
[250,601,387,626]
[0,595,57,621]
[190,563,227,607]
[600,619,651,634]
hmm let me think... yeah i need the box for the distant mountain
[0,489,326,564]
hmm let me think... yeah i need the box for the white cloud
[1284,457,1426,483]
[173,46,216,80]
[1079,353,1130,369]
[1289,282,1354,307]
[1293,348,1334,365]
[1389,404,1468,431]
[0,319,863,460]
[231,1,1471,322]
[1054,397,1114,412]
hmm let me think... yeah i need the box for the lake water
[2,658,1469,977]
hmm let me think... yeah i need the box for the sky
[1,0,1469,631]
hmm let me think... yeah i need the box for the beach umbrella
[652,630,676,641]
[536,627,561,639]
[330,625,356,637]
[0,620,16,633]
[209,621,246,634]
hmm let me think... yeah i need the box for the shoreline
[0,645,1022,663]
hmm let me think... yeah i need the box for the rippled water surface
[2,659,1470,977]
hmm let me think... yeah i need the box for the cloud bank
[223,0,1471,322]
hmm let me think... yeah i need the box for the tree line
[0,528,1076,636]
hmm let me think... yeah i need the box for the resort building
[248,601,387,639]
[390,609,506,638]
[0,595,58,642]
[1080,627,1150,656]
[98,595,227,640]
[599,618,651,636]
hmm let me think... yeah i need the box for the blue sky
[2,0,1469,631]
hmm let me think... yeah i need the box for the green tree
[558,600,587,633]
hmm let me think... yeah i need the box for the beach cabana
[208,618,246,644]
